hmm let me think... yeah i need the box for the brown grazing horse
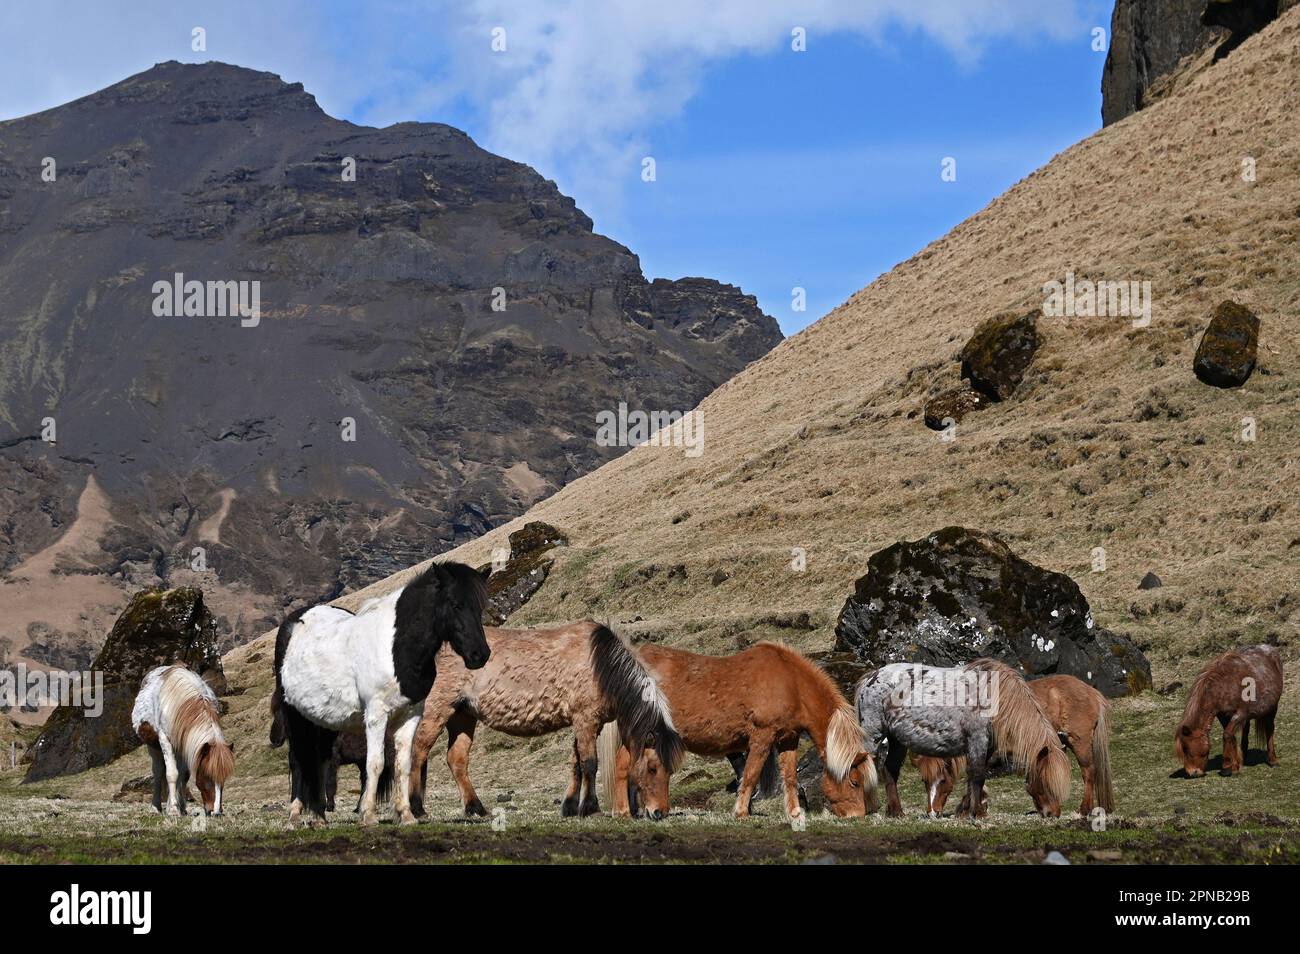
[601,642,876,820]
[930,674,1114,816]
[407,621,683,818]
[1176,644,1283,777]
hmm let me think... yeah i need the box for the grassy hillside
[4,10,1299,850]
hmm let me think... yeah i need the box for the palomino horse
[274,561,490,826]
[602,642,876,821]
[919,674,1114,816]
[132,665,235,816]
[856,659,1070,818]
[407,621,683,818]
[1176,644,1283,777]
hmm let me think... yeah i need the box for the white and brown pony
[408,621,683,818]
[132,665,234,816]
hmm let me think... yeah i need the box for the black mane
[392,561,486,701]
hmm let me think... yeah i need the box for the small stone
[923,386,984,430]
[1044,850,1071,865]
[711,569,730,586]
[1087,849,1122,862]
[1138,572,1163,590]
[1193,301,1259,389]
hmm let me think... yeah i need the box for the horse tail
[597,720,621,807]
[971,659,1070,808]
[588,625,685,773]
[825,703,872,786]
[755,746,781,799]
[269,689,286,747]
[1092,695,1116,813]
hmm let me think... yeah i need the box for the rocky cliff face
[0,62,780,658]
[1102,0,1292,125]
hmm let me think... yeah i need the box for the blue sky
[0,1,1113,334]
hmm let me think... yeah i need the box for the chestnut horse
[1176,644,1283,777]
[601,642,877,821]
[407,621,683,818]
[919,674,1114,816]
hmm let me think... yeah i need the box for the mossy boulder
[923,386,986,430]
[959,311,1041,401]
[479,522,569,625]
[833,527,1150,697]
[1193,300,1259,388]
[23,587,225,783]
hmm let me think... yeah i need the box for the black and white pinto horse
[274,561,490,826]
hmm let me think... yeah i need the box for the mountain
[0,62,780,668]
[289,6,1299,681]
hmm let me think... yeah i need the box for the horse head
[820,751,875,817]
[1026,745,1065,817]
[196,740,235,816]
[1176,722,1212,777]
[420,562,491,670]
[627,734,671,820]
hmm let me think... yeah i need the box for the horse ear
[851,752,869,768]
[644,733,656,749]
[478,565,492,581]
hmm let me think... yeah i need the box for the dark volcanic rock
[959,312,1041,401]
[923,386,985,430]
[480,522,569,625]
[1193,301,1260,388]
[0,61,780,650]
[1138,571,1164,590]
[833,527,1152,697]
[23,587,225,782]
[1102,0,1291,126]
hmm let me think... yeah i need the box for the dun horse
[407,621,683,818]
[914,674,1114,816]
[856,659,1070,818]
[1176,644,1283,777]
[274,561,490,826]
[601,642,876,820]
[132,665,235,816]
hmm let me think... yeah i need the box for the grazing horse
[921,675,1114,816]
[274,561,490,826]
[1176,644,1283,777]
[407,621,683,818]
[132,665,235,816]
[602,642,877,821]
[856,659,1070,818]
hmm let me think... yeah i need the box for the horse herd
[130,560,1286,826]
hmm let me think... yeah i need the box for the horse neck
[793,666,840,754]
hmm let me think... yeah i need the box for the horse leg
[882,740,906,818]
[611,743,633,817]
[156,732,182,817]
[960,736,989,820]
[776,745,803,822]
[1262,708,1279,766]
[324,748,339,813]
[558,739,583,816]
[1071,731,1094,816]
[575,722,601,817]
[409,702,456,818]
[391,710,422,826]
[1221,713,1245,775]
[732,732,775,818]
[147,743,165,812]
[445,709,486,817]
[359,704,390,826]
[177,764,191,816]
[1241,718,1251,766]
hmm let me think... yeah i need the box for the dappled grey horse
[855,659,1070,818]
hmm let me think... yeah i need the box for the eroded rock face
[959,311,1041,401]
[1193,300,1260,388]
[833,527,1151,697]
[23,587,225,782]
[479,522,569,625]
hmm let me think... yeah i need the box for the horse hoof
[465,799,487,818]
[398,811,417,826]
[560,800,580,818]
[360,813,379,828]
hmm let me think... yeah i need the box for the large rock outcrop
[1102,0,1292,126]
[23,587,225,782]
[1193,300,1260,388]
[479,521,569,625]
[0,61,781,656]
[833,527,1152,697]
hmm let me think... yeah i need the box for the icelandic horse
[601,642,877,821]
[132,665,235,816]
[1175,644,1282,777]
[407,621,684,818]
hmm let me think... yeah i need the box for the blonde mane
[964,659,1070,805]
